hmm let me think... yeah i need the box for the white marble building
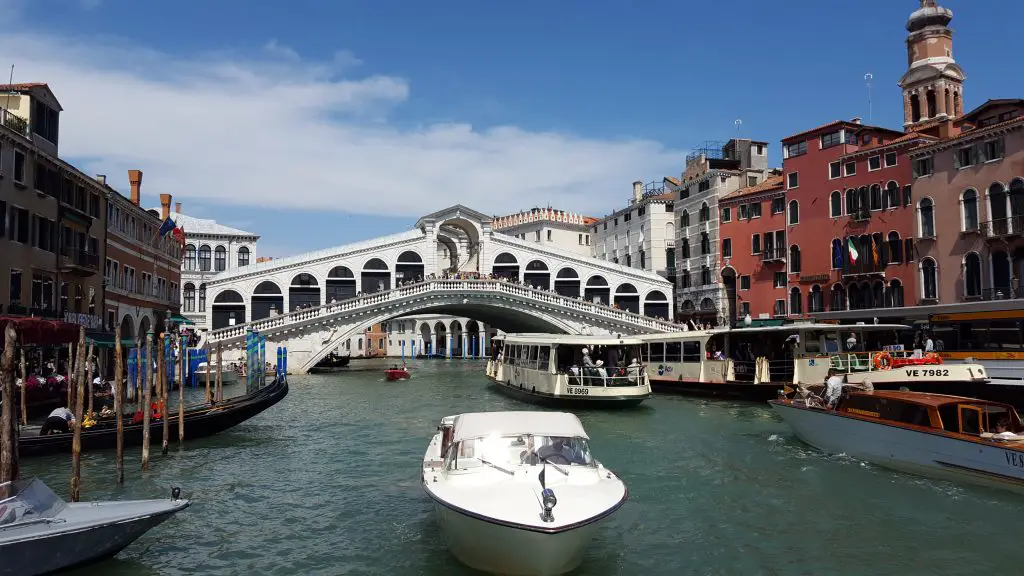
[492,207,595,257]
[591,180,677,292]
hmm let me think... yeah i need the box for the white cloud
[0,28,686,218]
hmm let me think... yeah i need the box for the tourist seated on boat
[39,407,76,435]
[993,418,1021,439]
[595,360,607,384]
[627,358,641,384]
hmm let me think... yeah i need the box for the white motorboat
[0,477,190,575]
[422,411,627,576]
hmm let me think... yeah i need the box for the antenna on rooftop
[734,119,742,138]
[4,65,14,112]
[864,73,874,123]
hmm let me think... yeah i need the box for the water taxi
[770,385,1024,494]
[485,334,652,408]
[639,322,988,401]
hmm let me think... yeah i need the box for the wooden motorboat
[385,368,411,381]
[18,378,288,458]
[0,477,190,576]
[770,384,1024,493]
[422,411,627,575]
[308,352,351,373]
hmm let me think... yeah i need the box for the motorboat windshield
[0,477,66,527]
[444,433,596,473]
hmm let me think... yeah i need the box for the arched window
[887,279,904,308]
[831,239,843,269]
[214,246,227,271]
[830,191,842,218]
[918,198,935,237]
[183,283,195,312]
[903,185,912,207]
[789,245,801,274]
[681,210,690,227]
[921,258,938,300]
[184,244,196,271]
[885,181,899,209]
[198,245,212,271]
[700,266,711,286]
[198,284,207,312]
[845,189,857,215]
[831,284,847,311]
[699,202,710,223]
[887,232,902,263]
[238,246,250,267]
[870,184,882,211]
[988,182,1009,234]
[788,200,799,225]
[961,189,979,232]
[789,287,802,316]
[700,233,710,255]
[680,270,691,289]
[808,285,823,313]
[964,252,982,298]
[681,238,690,259]
[911,93,921,123]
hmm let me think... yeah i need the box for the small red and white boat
[385,367,411,381]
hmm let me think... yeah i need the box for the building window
[214,246,227,271]
[720,207,731,223]
[774,271,786,288]
[844,161,856,176]
[184,245,196,271]
[740,302,750,317]
[681,239,690,259]
[700,233,710,255]
[870,184,883,211]
[722,239,732,259]
[771,197,785,214]
[774,299,786,316]
[887,232,902,263]
[238,246,250,267]
[751,234,761,254]
[31,100,59,143]
[198,284,207,312]
[981,138,1005,163]
[749,203,761,218]
[699,202,710,222]
[789,245,801,274]
[198,245,211,271]
[921,258,938,300]
[787,172,799,189]
[681,210,689,227]
[884,152,898,167]
[954,146,974,169]
[961,189,979,231]
[886,279,904,308]
[546,230,552,241]
[903,185,912,207]
[740,275,750,290]
[912,156,933,177]
[701,266,711,286]
[964,252,982,298]
[747,175,758,187]
[918,198,935,237]
[885,181,899,209]
[789,287,802,315]
[831,239,842,269]
[820,131,841,149]
[808,285,823,313]
[830,191,842,218]
[183,283,196,312]
[788,200,799,225]
[785,141,807,158]
[829,161,841,180]
[13,150,25,184]
[698,180,711,193]
[868,156,881,171]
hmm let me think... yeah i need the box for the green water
[22,360,1022,575]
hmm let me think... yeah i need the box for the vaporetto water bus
[486,334,652,408]
[638,322,991,401]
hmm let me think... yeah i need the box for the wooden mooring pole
[114,325,124,485]
[18,348,27,426]
[204,343,211,404]
[66,342,74,408]
[71,327,86,503]
[216,342,223,403]
[178,335,185,444]
[85,343,95,419]
[1,325,19,488]
[159,340,168,456]
[141,331,153,471]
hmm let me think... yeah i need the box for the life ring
[873,351,893,370]
[925,352,943,365]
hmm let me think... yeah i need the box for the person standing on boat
[39,407,76,435]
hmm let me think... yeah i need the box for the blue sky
[2,0,1022,258]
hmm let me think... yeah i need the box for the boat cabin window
[842,395,931,427]
[824,332,840,354]
[648,342,664,364]
[445,434,595,471]
[682,341,701,363]
[537,346,550,370]
[665,342,681,362]
[803,331,821,354]
[938,403,1017,435]
[705,337,726,360]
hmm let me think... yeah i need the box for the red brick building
[718,175,788,320]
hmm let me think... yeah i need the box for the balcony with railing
[761,247,786,262]
[978,286,1024,301]
[842,259,885,277]
[0,108,29,138]
[60,247,99,276]
[983,215,1023,238]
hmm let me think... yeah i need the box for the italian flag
[847,237,859,264]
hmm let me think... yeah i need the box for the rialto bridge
[200,205,680,373]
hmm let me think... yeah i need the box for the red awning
[0,316,82,347]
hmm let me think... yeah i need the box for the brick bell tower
[898,0,966,137]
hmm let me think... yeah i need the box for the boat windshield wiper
[529,451,568,476]
[478,458,514,476]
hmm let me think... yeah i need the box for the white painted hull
[431,498,603,576]
[486,360,651,406]
[771,401,1024,493]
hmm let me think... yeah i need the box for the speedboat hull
[770,400,1024,493]
[430,498,603,576]
[385,369,410,381]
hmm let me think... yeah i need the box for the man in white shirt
[39,407,76,435]
[924,335,935,353]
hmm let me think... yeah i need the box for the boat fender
[926,352,943,365]
[873,351,892,371]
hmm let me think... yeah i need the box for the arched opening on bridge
[251,280,283,321]
[212,290,245,330]
[614,283,639,313]
[465,319,482,357]
[326,266,356,302]
[492,252,519,281]
[433,321,448,357]
[437,237,458,273]
[553,267,580,298]
[644,290,669,319]
[450,319,464,357]
[396,251,424,284]
[435,216,482,274]
[361,258,390,293]
[721,267,737,327]
[289,273,320,311]
[419,322,432,356]
[584,275,610,305]
[523,260,550,290]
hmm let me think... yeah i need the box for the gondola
[18,377,289,458]
[308,352,351,373]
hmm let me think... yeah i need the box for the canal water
[23,360,1022,575]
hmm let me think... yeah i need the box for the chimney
[128,169,143,205]
[851,117,862,124]
[159,193,172,220]
[95,174,106,185]
[632,180,644,203]
[174,202,182,214]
